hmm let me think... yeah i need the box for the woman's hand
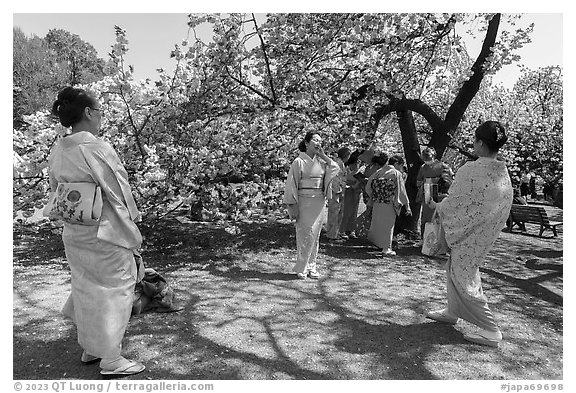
[317,147,330,162]
[427,199,437,210]
[286,204,299,221]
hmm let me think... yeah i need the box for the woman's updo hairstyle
[475,121,508,152]
[298,132,318,152]
[51,86,97,127]
[372,152,389,166]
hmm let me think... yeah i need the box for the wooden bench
[508,205,563,237]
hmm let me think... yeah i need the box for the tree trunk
[395,109,421,236]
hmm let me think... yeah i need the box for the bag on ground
[421,210,448,256]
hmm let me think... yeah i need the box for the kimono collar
[60,131,99,147]
[299,151,319,164]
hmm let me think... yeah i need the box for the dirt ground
[13,206,563,381]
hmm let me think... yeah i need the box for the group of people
[46,86,513,378]
[283,122,513,348]
[325,147,412,255]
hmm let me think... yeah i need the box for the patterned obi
[298,177,324,197]
[371,177,396,204]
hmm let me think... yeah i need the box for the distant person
[520,170,531,199]
[425,121,513,348]
[361,150,380,179]
[326,147,351,241]
[284,132,339,279]
[366,152,411,256]
[356,154,387,238]
[49,86,145,376]
[529,172,537,199]
[513,188,528,205]
[388,155,407,182]
[389,155,410,236]
[340,153,363,239]
[416,147,454,237]
[506,188,528,230]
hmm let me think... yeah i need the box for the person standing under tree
[366,152,412,256]
[340,153,363,239]
[416,147,454,237]
[284,132,339,279]
[326,147,350,241]
[48,86,145,376]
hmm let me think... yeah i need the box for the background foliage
[13,13,563,224]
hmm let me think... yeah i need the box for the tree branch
[251,13,277,103]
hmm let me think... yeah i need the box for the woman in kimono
[284,132,339,279]
[425,121,513,347]
[326,147,350,241]
[49,87,145,375]
[366,153,412,256]
[416,147,454,236]
[339,154,363,239]
[355,154,387,238]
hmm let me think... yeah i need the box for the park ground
[13,203,563,380]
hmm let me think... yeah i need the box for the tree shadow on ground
[13,226,66,267]
[13,220,563,380]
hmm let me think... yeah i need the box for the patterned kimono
[366,165,410,250]
[48,131,142,359]
[436,157,512,331]
[284,152,339,274]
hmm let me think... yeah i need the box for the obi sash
[298,177,324,197]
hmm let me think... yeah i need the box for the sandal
[426,309,458,324]
[100,358,145,376]
[463,332,501,348]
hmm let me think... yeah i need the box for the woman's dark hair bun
[51,86,96,128]
[475,121,507,152]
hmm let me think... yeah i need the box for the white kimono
[48,131,142,359]
[436,157,512,330]
[284,152,339,274]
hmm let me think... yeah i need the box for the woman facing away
[366,152,412,256]
[425,121,513,347]
[355,153,387,239]
[326,147,351,241]
[48,86,145,375]
[339,153,364,239]
[284,132,339,279]
[416,147,454,236]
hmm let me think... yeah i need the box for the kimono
[417,160,454,235]
[326,157,347,239]
[340,166,364,234]
[366,165,410,250]
[284,152,339,274]
[436,157,512,331]
[48,131,142,359]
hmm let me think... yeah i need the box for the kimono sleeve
[397,170,410,207]
[365,171,377,199]
[79,141,141,222]
[323,158,340,199]
[283,158,301,205]
[47,144,59,193]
